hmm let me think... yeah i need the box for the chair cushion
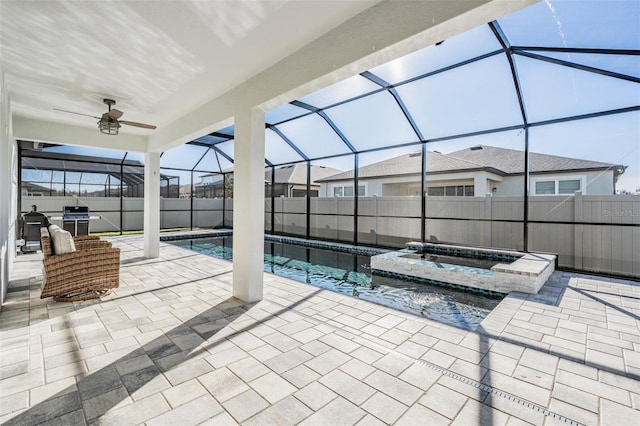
[50,227,76,254]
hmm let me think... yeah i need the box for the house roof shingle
[272,163,343,185]
[317,151,488,182]
[200,164,343,186]
[318,145,623,182]
[448,145,621,175]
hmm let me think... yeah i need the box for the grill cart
[62,205,91,236]
[20,205,49,253]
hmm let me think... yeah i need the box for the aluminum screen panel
[214,140,234,159]
[265,103,309,125]
[515,55,640,123]
[275,114,353,159]
[369,25,501,85]
[396,54,524,140]
[498,0,640,49]
[526,51,640,79]
[265,128,305,165]
[193,149,223,173]
[161,143,208,170]
[297,75,380,109]
[324,90,419,151]
[193,134,229,146]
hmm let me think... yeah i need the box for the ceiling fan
[54,99,157,135]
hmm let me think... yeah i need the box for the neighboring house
[21,181,50,197]
[196,164,343,198]
[317,145,626,197]
[179,184,192,199]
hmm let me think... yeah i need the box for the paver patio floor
[1,234,638,425]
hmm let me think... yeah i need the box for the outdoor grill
[20,205,49,253]
[62,206,90,236]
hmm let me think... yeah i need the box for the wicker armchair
[40,227,120,302]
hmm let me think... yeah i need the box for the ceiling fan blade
[53,108,100,119]
[119,120,157,130]
[107,109,124,119]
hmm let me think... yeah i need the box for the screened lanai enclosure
[19,1,640,278]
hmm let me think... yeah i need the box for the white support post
[484,193,492,248]
[144,152,160,258]
[574,191,583,270]
[232,108,265,303]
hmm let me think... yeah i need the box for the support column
[420,143,426,242]
[306,161,311,240]
[119,161,124,235]
[523,128,530,252]
[232,108,265,303]
[353,153,359,245]
[144,152,160,258]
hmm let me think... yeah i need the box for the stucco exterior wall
[0,66,17,306]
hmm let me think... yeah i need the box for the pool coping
[160,230,390,257]
[164,230,506,302]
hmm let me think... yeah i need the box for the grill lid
[63,206,90,218]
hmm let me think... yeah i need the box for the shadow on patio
[4,287,324,425]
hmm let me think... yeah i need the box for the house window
[332,184,365,196]
[535,181,556,195]
[559,179,581,194]
[533,177,584,195]
[427,185,474,197]
[428,187,444,196]
[291,189,318,197]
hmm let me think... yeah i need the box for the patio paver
[0,234,638,425]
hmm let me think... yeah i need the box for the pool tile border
[160,231,389,257]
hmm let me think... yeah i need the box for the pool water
[401,252,501,270]
[170,237,502,330]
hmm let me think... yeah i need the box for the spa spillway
[370,242,556,295]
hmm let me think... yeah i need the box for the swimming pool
[169,236,502,330]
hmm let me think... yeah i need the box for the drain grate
[268,298,584,426]
[360,338,584,426]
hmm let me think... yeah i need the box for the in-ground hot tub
[370,242,556,295]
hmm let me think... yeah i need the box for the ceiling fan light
[99,118,120,135]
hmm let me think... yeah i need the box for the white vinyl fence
[267,194,639,278]
[21,196,227,233]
